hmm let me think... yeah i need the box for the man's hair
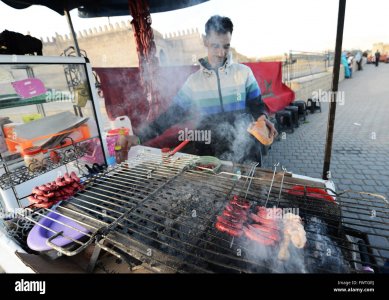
[205,15,233,36]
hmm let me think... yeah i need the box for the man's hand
[257,115,278,138]
[265,118,278,138]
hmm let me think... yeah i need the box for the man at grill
[132,15,277,164]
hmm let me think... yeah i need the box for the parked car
[379,53,389,63]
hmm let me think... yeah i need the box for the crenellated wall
[41,22,251,67]
[42,21,139,67]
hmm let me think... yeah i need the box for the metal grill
[12,151,389,273]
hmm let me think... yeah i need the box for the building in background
[372,42,389,55]
[42,21,254,67]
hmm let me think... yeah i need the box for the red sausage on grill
[28,195,39,204]
[35,195,49,202]
[37,185,50,192]
[33,201,53,209]
[251,224,280,241]
[55,177,66,187]
[254,213,276,226]
[225,204,248,218]
[32,187,45,196]
[70,171,80,182]
[230,196,250,210]
[64,172,74,184]
[243,226,275,246]
[215,221,243,237]
[216,215,243,229]
[222,210,244,223]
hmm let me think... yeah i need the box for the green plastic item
[193,156,221,173]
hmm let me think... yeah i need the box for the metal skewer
[244,162,259,199]
[278,166,287,203]
[264,162,279,207]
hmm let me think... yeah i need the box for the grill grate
[11,151,389,273]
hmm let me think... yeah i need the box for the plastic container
[110,116,133,135]
[24,146,44,172]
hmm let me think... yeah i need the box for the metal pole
[64,8,81,57]
[322,0,346,180]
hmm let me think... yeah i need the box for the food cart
[0,0,388,274]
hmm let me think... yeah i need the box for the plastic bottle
[115,145,123,164]
[116,129,129,162]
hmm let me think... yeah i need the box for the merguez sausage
[215,221,243,237]
[222,210,244,223]
[230,197,250,210]
[70,171,80,182]
[32,187,45,196]
[225,204,248,219]
[243,225,275,246]
[216,215,243,229]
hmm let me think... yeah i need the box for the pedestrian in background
[355,51,362,71]
[375,50,380,67]
[347,52,354,78]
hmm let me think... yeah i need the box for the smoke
[244,216,308,273]
[215,114,256,164]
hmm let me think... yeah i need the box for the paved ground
[262,63,389,262]
[263,63,389,198]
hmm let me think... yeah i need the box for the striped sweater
[174,56,262,116]
[138,55,265,143]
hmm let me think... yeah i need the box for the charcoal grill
[9,150,389,273]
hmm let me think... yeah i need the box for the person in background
[347,52,354,78]
[341,52,350,79]
[130,15,277,165]
[355,51,362,71]
[375,50,381,67]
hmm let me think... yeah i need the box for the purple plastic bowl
[27,211,89,252]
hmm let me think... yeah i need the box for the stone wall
[290,65,346,101]
[288,58,368,101]
[43,21,139,67]
[42,22,252,67]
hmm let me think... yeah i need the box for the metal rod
[265,162,279,207]
[64,9,82,57]
[322,0,346,180]
[277,166,287,202]
[244,162,259,199]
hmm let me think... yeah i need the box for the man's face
[204,30,231,69]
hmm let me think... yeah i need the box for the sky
[0,0,388,58]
